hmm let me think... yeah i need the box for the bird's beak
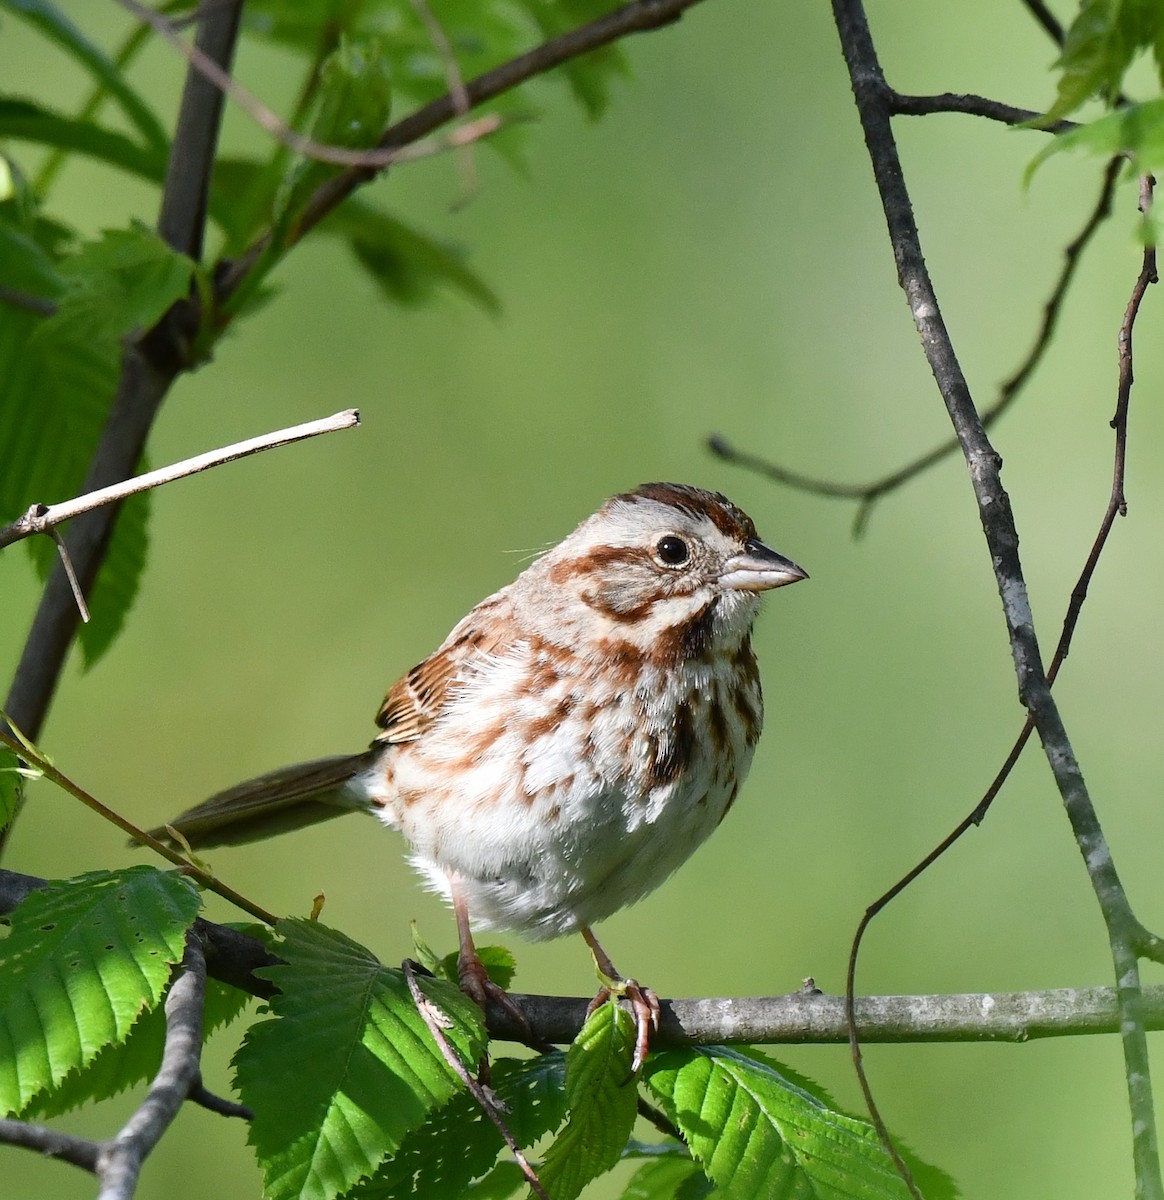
[719,538,809,592]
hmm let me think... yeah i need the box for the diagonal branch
[830,2,1162,1196]
[711,154,1122,535]
[215,0,710,302]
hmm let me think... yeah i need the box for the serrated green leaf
[55,224,196,339]
[645,1046,955,1200]
[0,97,167,184]
[538,1001,638,1200]
[348,1053,568,1200]
[233,918,487,1200]
[26,976,251,1118]
[0,0,167,150]
[274,37,393,246]
[1043,0,1164,123]
[1027,97,1164,184]
[0,867,202,1117]
[325,201,500,313]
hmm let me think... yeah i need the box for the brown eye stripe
[547,544,649,584]
[619,482,758,542]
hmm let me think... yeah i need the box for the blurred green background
[4,1,1164,1196]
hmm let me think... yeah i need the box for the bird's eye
[655,535,690,566]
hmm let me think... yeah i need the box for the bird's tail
[145,751,377,849]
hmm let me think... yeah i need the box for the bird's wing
[373,599,512,745]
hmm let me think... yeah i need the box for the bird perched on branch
[154,482,807,1067]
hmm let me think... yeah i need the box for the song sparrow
[155,483,806,1065]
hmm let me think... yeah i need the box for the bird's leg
[580,926,659,1073]
[451,876,533,1043]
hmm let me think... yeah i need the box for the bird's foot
[586,976,660,1074]
[457,948,534,1042]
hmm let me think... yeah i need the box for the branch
[216,0,709,301]
[830,2,1162,1195]
[0,1118,99,1172]
[0,409,360,551]
[710,151,1122,536]
[1,868,1161,1048]
[95,933,208,1200]
[2,1,245,837]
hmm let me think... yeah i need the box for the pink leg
[451,876,532,1038]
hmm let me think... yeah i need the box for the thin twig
[0,727,276,925]
[117,0,501,170]
[0,1118,99,1172]
[0,409,360,551]
[710,154,1122,535]
[187,1081,252,1120]
[402,960,549,1200]
[49,529,90,623]
[830,3,1163,1196]
[408,0,479,203]
[95,933,208,1199]
[888,89,1076,131]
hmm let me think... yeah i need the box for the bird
[153,483,807,1067]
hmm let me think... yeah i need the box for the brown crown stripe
[617,482,758,542]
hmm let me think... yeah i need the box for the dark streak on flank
[645,702,697,790]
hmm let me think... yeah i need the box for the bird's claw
[587,977,660,1074]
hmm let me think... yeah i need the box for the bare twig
[0,727,276,925]
[830,2,1163,1195]
[117,0,502,170]
[0,409,360,551]
[711,154,1122,535]
[49,528,90,623]
[0,1118,99,1172]
[187,1082,252,1120]
[888,89,1076,131]
[402,960,550,1200]
[95,933,208,1200]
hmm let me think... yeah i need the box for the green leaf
[1043,0,1164,122]
[347,1053,568,1199]
[0,97,167,184]
[0,867,202,1117]
[0,0,168,150]
[510,0,629,120]
[1027,97,1164,183]
[539,1000,639,1200]
[233,918,487,1200]
[645,1046,955,1200]
[468,1161,527,1199]
[432,944,516,990]
[55,224,196,340]
[27,977,251,1118]
[620,1156,711,1200]
[274,37,393,244]
[324,201,500,313]
[0,746,24,833]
